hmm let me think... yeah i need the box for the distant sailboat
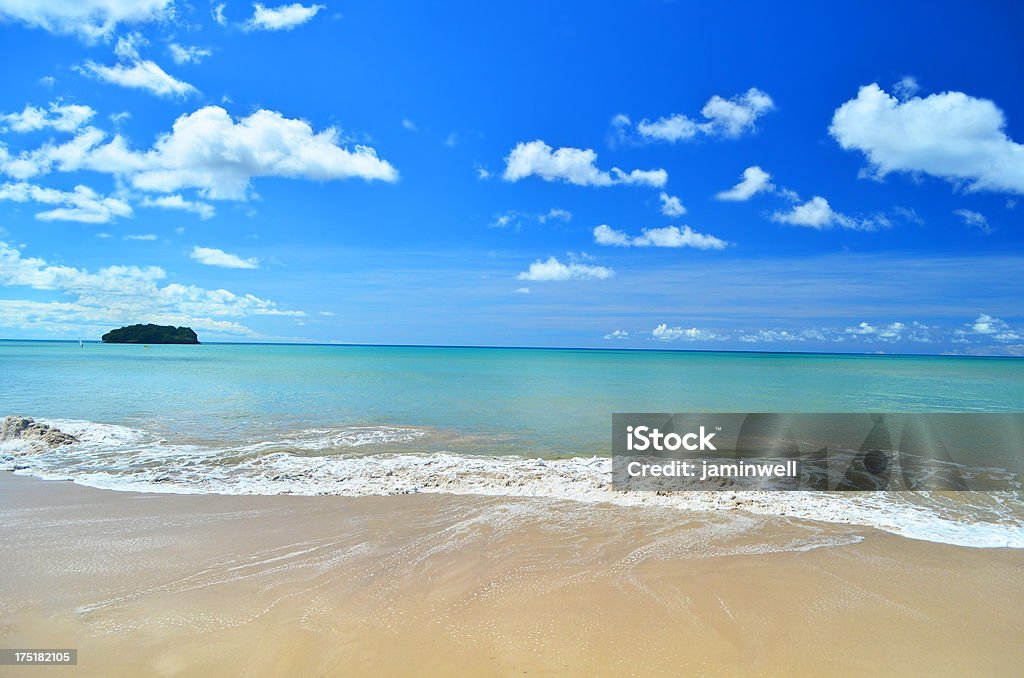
[79,339,84,348]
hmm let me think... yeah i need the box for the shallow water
[2,340,1023,548]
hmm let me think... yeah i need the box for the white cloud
[444,132,458,148]
[962,314,1021,342]
[632,88,774,143]
[652,324,724,341]
[770,196,887,231]
[503,140,667,187]
[658,192,685,216]
[474,164,491,180]
[770,196,839,229]
[715,165,774,201]
[77,59,198,98]
[245,2,324,31]
[0,102,95,133]
[0,240,300,337]
[114,32,146,60]
[401,118,417,132]
[489,211,520,229]
[593,224,727,250]
[953,208,992,234]
[844,321,931,343]
[0,127,111,180]
[892,76,920,101]
[169,43,212,65]
[0,181,132,223]
[127,107,397,198]
[604,329,629,340]
[515,287,530,294]
[141,194,215,219]
[0,0,174,41]
[124,233,157,240]
[191,246,259,269]
[516,256,613,282]
[738,329,808,343]
[830,83,1024,195]
[212,2,227,25]
[2,106,399,200]
[538,208,572,223]
[491,208,571,230]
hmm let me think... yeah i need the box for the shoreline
[7,414,1024,550]
[2,473,1023,676]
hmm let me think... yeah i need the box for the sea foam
[4,418,1023,550]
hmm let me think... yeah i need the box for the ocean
[2,340,1023,548]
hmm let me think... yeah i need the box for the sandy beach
[1,473,1023,676]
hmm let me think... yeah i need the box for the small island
[101,324,200,344]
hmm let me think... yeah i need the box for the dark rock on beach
[1,416,79,449]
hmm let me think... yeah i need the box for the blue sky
[0,0,1022,354]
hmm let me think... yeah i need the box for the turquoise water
[2,341,1023,456]
[3,340,1024,547]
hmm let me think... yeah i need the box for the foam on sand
[2,418,1023,549]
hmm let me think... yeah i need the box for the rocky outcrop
[101,324,199,344]
[1,416,79,449]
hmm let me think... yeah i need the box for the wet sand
[1,473,1023,676]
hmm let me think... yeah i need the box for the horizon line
[0,337,1019,360]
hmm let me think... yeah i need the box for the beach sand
[1,473,1023,677]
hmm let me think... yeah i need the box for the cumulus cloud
[770,196,888,231]
[245,2,324,31]
[844,321,931,343]
[0,102,95,133]
[191,246,259,269]
[1,106,399,200]
[658,192,685,217]
[0,181,132,223]
[715,165,774,201]
[830,83,1024,195]
[953,208,992,234]
[961,313,1021,342]
[770,196,841,229]
[604,330,629,340]
[77,59,197,98]
[652,324,724,341]
[0,240,301,337]
[141,194,215,219]
[503,140,667,187]
[168,43,212,65]
[0,0,174,41]
[627,88,774,143]
[124,233,157,240]
[593,224,727,250]
[516,256,613,281]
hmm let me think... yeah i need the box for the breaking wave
[3,418,1023,549]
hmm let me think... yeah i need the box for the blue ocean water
[2,340,1023,548]
[2,341,1022,456]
